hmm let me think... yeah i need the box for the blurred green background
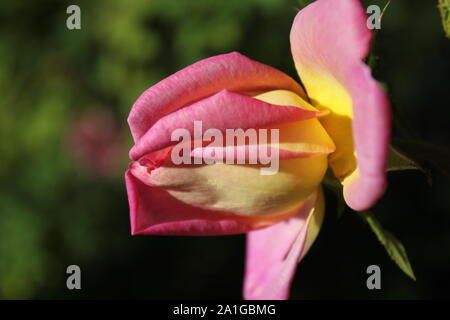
[0,0,449,299]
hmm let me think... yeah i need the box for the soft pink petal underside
[130,90,322,161]
[243,191,318,300]
[128,52,305,142]
[290,0,391,210]
[125,170,291,236]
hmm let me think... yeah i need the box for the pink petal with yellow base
[128,52,305,141]
[129,90,324,161]
[290,0,391,211]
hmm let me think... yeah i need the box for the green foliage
[387,146,422,172]
[359,211,416,281]
[0,197,48,298]
[297,0,314,9]
[438,0,450,38]
[392,138,450,180]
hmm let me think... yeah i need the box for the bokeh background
[0,0,449,299]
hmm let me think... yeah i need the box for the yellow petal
[254,89,336,157]
[299,71,356,181]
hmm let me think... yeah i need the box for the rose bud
[125,0,391,300]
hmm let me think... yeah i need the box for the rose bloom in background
[68,108,124,178]
[125,0,390,300]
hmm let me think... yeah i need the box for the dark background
[0,0,449,299]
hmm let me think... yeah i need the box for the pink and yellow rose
[125,0,391,299]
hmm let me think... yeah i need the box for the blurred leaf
[366,0,391,69]
[387,146,422,172]
[392,138,450,179]
[359,211,416,281]
[0,197,48,298]
[379,81,389,93]
[297,0,313,9]
[438,0,450,38]
[366,52,379,69]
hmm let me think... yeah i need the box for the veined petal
[290,0,391,210]
[128,52,306,141]
[243,188,324,300]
